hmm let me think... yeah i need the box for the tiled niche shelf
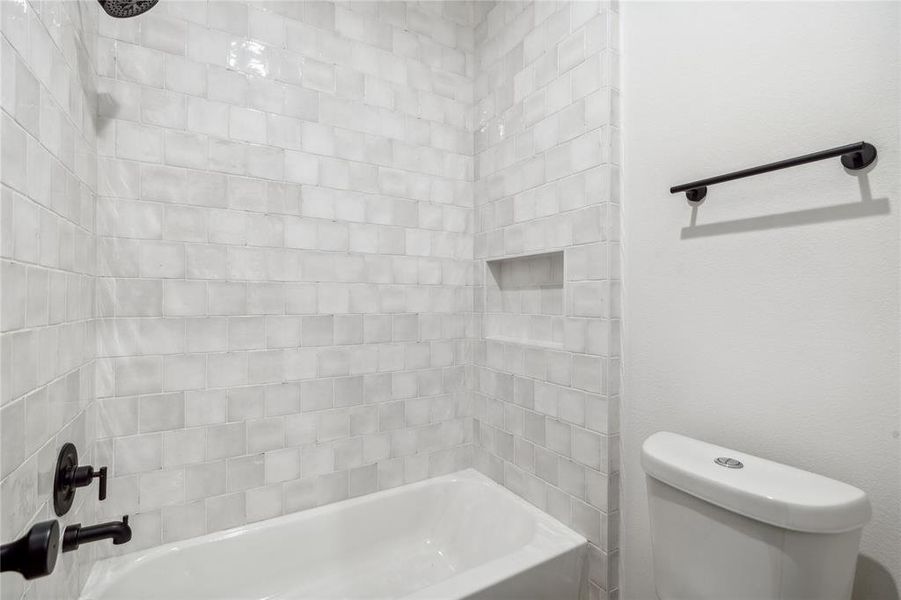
[484,250,565,349]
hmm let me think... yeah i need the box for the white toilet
[642,432,871,600]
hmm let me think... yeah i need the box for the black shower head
[98,0,158,18]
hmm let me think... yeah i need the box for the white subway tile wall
[92,0,476,559]
[1,0,100,598]
[471,2,621,598]
[1,1,621,598]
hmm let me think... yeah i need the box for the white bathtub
[80,469,587,599]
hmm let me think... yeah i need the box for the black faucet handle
[94,467,107,501]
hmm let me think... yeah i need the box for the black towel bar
[671,141,877,202]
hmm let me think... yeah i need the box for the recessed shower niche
[484,251,566,348]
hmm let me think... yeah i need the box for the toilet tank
[642,432,871,600]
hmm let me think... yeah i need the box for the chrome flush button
[715,457,744,469]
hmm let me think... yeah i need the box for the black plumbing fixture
[97,0,158,18]
[53,442,108,517]
[0,520,60,580]
[670,141,878,202]
[62,516,132,553]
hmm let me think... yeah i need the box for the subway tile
[206,491,245,531]
[163,428,206,467]
[140,393,186,432]
[139,468,186,511]
[187,97,230,138]
[229,107,267,144]
[227,453,265,492]
[117,42,164,86]
[165,55,207,95]
[115,433,162,475]
[206,422,246,460]
[246,484,283,522]
[247,417,285,452]
[1,4,621,588]
[186,461,226,501]
[162,501,206,542]
[187,23,229,66]
[142,88,187,129]
[141,14,187,55]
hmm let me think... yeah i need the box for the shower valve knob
[53,443,109,516]
[69,465,107,501]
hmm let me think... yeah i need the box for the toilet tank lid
[641,432,871,534]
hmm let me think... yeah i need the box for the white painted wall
[621,2,900,599]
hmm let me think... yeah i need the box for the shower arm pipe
[670,141,877,202]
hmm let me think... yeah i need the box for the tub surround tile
[1,2,619,598]
[91,0,477,571]
[470,2,620,596]
[0,1,100,598]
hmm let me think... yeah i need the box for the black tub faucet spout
[62,516,132,552]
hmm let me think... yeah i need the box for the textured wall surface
[621,2,900,599]
[0,0,100,597]
[92,0,476,556]
[470,2,621,598]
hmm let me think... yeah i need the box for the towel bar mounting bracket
[686,188,707,203]
[840,142,877,171]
